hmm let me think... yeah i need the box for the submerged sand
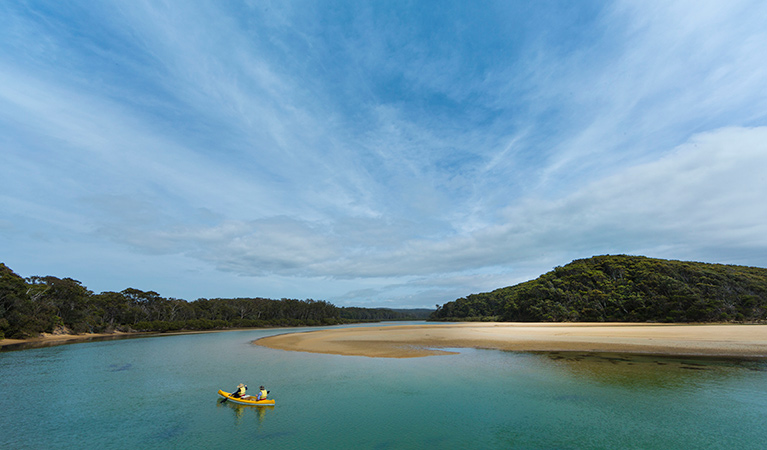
[254,322,767,358]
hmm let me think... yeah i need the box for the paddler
[256,385,269,401]
[232,383,248,398]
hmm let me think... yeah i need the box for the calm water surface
[2,323,766,449]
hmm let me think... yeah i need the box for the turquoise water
[2,323,767,449]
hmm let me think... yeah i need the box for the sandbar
[254,322,767,358]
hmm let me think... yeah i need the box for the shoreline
[0,331,161,351]
[0,328,256,352]
[253,322,767,359]
[5,322,767,359]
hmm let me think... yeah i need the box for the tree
[28,276,94,333]
[432,255,767,323]
[0,263,34,338]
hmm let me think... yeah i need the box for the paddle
[220,390,237,404]
[223,384,247,403]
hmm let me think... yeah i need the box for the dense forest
[0,263,430,340]
[431,255,767,323]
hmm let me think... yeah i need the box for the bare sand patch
[253,323,767,358]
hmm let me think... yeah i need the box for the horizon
[2,1,766,308]
[4,252,763,310]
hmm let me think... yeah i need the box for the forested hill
[430,255,767,323]
[0,263,430,340]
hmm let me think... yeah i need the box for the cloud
[90,126,765,284]
[506,1,767,191]
[495,126,767,263]
[2,1,767,307]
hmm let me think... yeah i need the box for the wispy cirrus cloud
[1,1,766,306]
[89,126,767,279]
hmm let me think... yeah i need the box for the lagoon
[2,323,766,449]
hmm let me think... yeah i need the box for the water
[2,323,766,449]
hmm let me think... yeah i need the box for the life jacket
[235,386,247,397]
[258,389,268,400]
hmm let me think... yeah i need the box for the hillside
[430,255,767,323]
[0,262,427,340]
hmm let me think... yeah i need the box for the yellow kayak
[218,389,275,405]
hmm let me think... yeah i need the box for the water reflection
[217,400,275,425]
[0,333,155,352]
[108,363,133,372]
[541,351,766,388]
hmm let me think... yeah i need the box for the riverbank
[253,322,767,358]
[0,329,234,351]
[0,331,146,351]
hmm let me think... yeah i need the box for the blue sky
[2,1,766,308]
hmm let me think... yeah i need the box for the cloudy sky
[2,1,766,308]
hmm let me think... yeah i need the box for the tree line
[0,263,427,340]
[431,255,767,323]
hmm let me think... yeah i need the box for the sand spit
[253,322,767,358]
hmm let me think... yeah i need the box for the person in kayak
[256,386,269,401]
[232,383,248,398]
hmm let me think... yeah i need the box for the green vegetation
[431,255,767,323]
[0,262,428,340]
[339,307,431,321]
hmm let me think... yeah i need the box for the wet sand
[254,323,767,358]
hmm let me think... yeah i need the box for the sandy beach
[254,322,767,358]
[0,332,137,351]
[0,328,262,351]
[0,327,291,351]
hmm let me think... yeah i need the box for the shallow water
[2,323,766,449]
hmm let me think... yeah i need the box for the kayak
[218,389,275,406]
